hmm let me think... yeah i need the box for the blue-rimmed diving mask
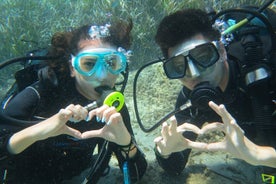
[71,48,127,76]
[163,41,220,79]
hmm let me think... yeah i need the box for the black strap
[83,141,111,184]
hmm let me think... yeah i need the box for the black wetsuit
[0,81,147,183]
[155,59,276,175]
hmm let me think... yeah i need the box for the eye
[84,60,95,67]
[190,44,218,67]
[171,55,185,73]
[80,57,97,71]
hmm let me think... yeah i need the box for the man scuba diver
[153,8,276,176]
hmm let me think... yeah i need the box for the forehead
[168,34,209,57]
[78,39,115,53]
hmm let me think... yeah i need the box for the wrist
[119,137,137,159]
[119,135,132,147]
[120,139,133,150]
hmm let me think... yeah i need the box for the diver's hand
[7,104,84,154]
[189,101,276,168]
[47,104,86,138]
[154,116,202,157]
[81,105,131,146]
[199,101,247,156]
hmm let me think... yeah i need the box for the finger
[88,105,109,123]
[154,136,163,143]
[81,130,101,139]
[187,140,209,150]
[208,101,221,115]
[94,105,109,122]
[209,102,235,128]
[230,119,244,134]
[201,122,225,134]
[177,123,201,135]
[219,107,244,140]
[58,108,73,121]
[66,104,79,115]
[65,104,75,110]
[228,120,245,147]
[169,116,178,134]
[219,105,235,124]
[88,109,98,122]
[106,112,122,126]
[161,122,169,142]
[75,104,88,118]
[155,141,165,154]
[67,104,88,122]
[64,126,82,139]
[102,106,117,124]
[205,141,226,152]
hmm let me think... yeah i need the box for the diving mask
[163,41,220,79]
[71,48,127,76]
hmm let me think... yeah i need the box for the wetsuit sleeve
[154,123,195,175]
[3,86,40,120]
[115,140,148,182]
[0,85,40,162]
[154,148,189,175]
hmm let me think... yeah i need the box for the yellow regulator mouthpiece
[103,91,124,111]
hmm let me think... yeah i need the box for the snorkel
[218,0,275,36]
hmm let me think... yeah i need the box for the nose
[186,58,200,78]
[94,64,107,80]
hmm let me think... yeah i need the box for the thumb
[81,130,101,139]
[154,136,163,143]
[64,126,82,139]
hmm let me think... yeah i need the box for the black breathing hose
[132,58,165,132]
[0,55,61,70]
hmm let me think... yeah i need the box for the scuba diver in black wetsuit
[0,18,147,184]
[152,7,276,175]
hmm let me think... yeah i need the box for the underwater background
[0,0,274,183]
[0,0,268,68]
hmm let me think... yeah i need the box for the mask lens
[79,55,98,72]
[164,55,186,79]
[73,50,127,76]
[105,54,123,72]
[189,43,219,68]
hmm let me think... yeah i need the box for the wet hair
[69,18,133,55]
[44,18,133,87]
[155,9,220,58]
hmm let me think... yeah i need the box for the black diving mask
[163,41,220,79]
